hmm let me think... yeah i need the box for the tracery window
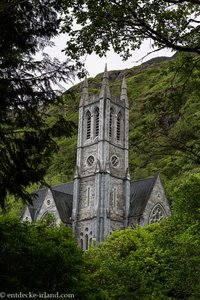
[149,204,165,224]
[117,112,121,141]
[111,155,119,167]
[95,107,99,137]
[41,211,49,219]
[87,155,94,166]
[86,111,91,139]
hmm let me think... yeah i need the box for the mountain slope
[47,54,200,196]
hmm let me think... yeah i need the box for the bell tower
[72,65,130,250]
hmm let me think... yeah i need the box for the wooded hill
[3,53,200,300]
[46,53,200,204]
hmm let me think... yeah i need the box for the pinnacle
[120,76,129,107]
[80,76,89,106]
[82,76,88,94]
[103,63,108,79]
[99,64,111,99]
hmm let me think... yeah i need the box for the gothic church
[21,66,171,250]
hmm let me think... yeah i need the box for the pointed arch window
[149,204,165,224]
[109,108,114,138]
[86,111,91,139]
[80,239,83,250]
[95,107,99,137]
[85,234,89,250]
[117,112,121,141]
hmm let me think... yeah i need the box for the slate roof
[29,187,48,220]
[51,189,73,224]
[52,182,74,195]
[24,182,74,221]
[23,176,159,222]
[129,175,158,217]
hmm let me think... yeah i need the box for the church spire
[99,64,111,99]
[120,76,129,108]
[80,77,88,107]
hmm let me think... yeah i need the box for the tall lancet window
[117,112,121,141]
[85,234,89,250]
[109,108,114,138]
[80,239,83,250]
[86,111,91,139]
[95,107,99,137]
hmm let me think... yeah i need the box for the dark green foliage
[0,0,82,208]
[47,54,200,188]
[84,175,200,299]
[0,216,87,298]
[62,0,200,62]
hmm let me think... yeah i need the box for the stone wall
[36,189,61,225]
[141,176,171,226]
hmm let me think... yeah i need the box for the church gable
[36,189,62,225]
[128,176,156,227]
[140,174,171,226]
[21,187,47,222]
[21,206,32,222]
[128,174,170,227]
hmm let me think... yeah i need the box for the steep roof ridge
[129,174,159,217]
[28,187,48,220]
[51,189,73,224]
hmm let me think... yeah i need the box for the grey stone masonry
[21,66,171,251]
[73,65,130,249]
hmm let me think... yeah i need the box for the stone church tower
[72,65,130,250]
[21,65,171,248]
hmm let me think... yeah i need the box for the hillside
[46,53,200,200]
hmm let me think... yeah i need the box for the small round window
[87,155,94,166]
[111,155,119,167]
[46,199,51,206]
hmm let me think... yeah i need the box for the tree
[0,216,87,298]
[59,0,200,175]
[82,173,200,299]
[0,0,81,208]
[128,53,200,179]
[62,0,200,61]
[85,217,200,299]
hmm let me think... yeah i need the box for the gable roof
[51,189,73,224]
[21,205,32,221]
[23,176,163,222]
[129,175,158,217]
[29,187,48,220]
[24,182,74,221]
[52,182,74,195]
